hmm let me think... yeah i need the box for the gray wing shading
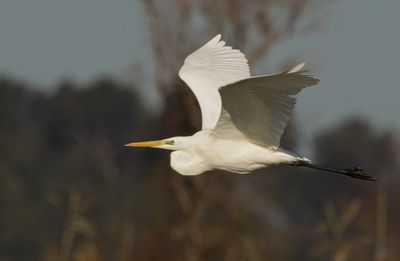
[214,64,319,148]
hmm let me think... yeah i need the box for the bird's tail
[292,160,377,181]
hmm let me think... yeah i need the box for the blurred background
[0,0,399,260]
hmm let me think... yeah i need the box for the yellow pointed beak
[124,140,164,147]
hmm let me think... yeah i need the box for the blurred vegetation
[1,0,399,260]
[0,76,399,261]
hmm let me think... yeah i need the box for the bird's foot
[341,167,377,181]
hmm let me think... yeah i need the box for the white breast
[170,151,211,176]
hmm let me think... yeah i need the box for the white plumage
[126,34,376,181]
[179,34,250,129]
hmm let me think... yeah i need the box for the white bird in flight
[126,34,375,181]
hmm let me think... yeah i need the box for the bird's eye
[165,140,175,145]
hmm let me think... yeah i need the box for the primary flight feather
[126,34,376,181]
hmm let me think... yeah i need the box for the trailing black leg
[291,161,377,181]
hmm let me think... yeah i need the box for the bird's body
[127,34,375,181]
[169,130,307,175]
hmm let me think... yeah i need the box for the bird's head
[125,136,188,151]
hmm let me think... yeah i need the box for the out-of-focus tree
[136,0,330,260]
[142,0,326,133]
[1,0,400,260]
[309,118,400,260]
[142,0,324,91]
[0,77,159,260]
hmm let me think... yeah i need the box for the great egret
[126,34,375,181]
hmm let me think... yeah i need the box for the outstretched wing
[178,34,250,130]
[214,64,319,148]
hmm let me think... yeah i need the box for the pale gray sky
[264,0,400,137]
[0,0,147,84]
[0,0,399,134]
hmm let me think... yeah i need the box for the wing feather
[214,65,319,148]
[178,34,250,129]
